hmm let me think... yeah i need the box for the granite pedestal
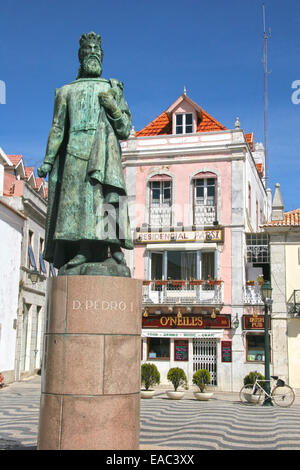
[37,275,142,450]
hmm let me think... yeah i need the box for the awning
[142,329,224,339]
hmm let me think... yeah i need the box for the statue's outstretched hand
[37,163,52,178]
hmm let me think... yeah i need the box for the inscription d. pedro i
[72,299,133,312]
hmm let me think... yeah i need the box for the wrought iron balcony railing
[149,204,172,227]
[142,280,223,306]
[287,290,300,315]
[194,204,216,225]
[243,284,264,304]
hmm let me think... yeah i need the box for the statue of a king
[37,32,133,276]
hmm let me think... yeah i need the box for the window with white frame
[175,113,193,134]
[149,178,172,226]
[150,250,215,281]
[193,177,216,225]
[150,180,171,206]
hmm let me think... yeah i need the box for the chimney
[271,183,284,221]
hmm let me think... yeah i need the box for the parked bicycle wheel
[271,385,295,407]
[239,384,263,404]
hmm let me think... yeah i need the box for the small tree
[243,371,266,391]
[167,367,188,392]
[141,363,160,391]
[192,369,211,392]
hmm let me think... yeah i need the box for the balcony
[194,204,216,225]
[243,283,264,305]
[149,204,172,227]
[142,280,223,306]
[287,290,300,316]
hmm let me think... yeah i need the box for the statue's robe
[43,77,133,268]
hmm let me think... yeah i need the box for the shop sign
[142,314,230,329]
[135,228,223,244]
[221,341,232,362]
[243,315,271,330]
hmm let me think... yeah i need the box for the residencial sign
[135,228,223,244]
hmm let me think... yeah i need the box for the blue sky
[0,0,299,211]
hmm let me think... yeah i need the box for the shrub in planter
[167,367,188,392]
[141,363,160,391]
[243,371,266,391]
[192,369,211,392]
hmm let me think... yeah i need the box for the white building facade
[0,151,50,383]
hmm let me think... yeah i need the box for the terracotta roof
[264,209,300,227]
[136,107,226,137]
[245,133,255,151]
[197,109,226,132]
[256,163,264,177]
[35,177,44,189]
[135,111,171,136]
[24,166,34,179]
[6,154,23,166]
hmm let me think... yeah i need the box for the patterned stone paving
[0,378,300,450]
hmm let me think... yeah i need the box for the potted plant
[192,369,213,400]
[246,280,255,286]
[240,371,265,403]
[166,367,188,400]
[189,280,204,286]
[141,363,160,398]
[171,280,186,287]
[154,280,168,286]
[257,275,264,286]
[143,280,151,286]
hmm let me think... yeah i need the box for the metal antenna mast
[262,4,271,184]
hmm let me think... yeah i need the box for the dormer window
[175,113,193,134]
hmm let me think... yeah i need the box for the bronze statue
[38,32,133,276]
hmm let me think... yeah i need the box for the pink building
[122,93,271,391]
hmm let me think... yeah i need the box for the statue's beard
[81,55,102,77]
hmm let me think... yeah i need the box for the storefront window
[246,334,270,362]
[148,338,170,360]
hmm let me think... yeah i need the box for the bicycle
[239,375,295,407]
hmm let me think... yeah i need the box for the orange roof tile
[7,154,23,166]
[24,167,34,179]
[245,133,255,151]
[136,105,226,137]
[264,209,300,227]
[135,111,171,137]
[35,177,44,189]
[197,109,226,132]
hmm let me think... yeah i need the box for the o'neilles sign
[143,314,230,329]
[135,229,223,244]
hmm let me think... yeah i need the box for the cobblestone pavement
[1,377,300,450]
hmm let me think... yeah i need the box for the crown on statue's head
[79,31,102,49]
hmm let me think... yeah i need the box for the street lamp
[29,269,39,284]
[232,313,239,329]
[261,280,273,406]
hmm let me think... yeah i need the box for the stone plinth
[37,276,142,450]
